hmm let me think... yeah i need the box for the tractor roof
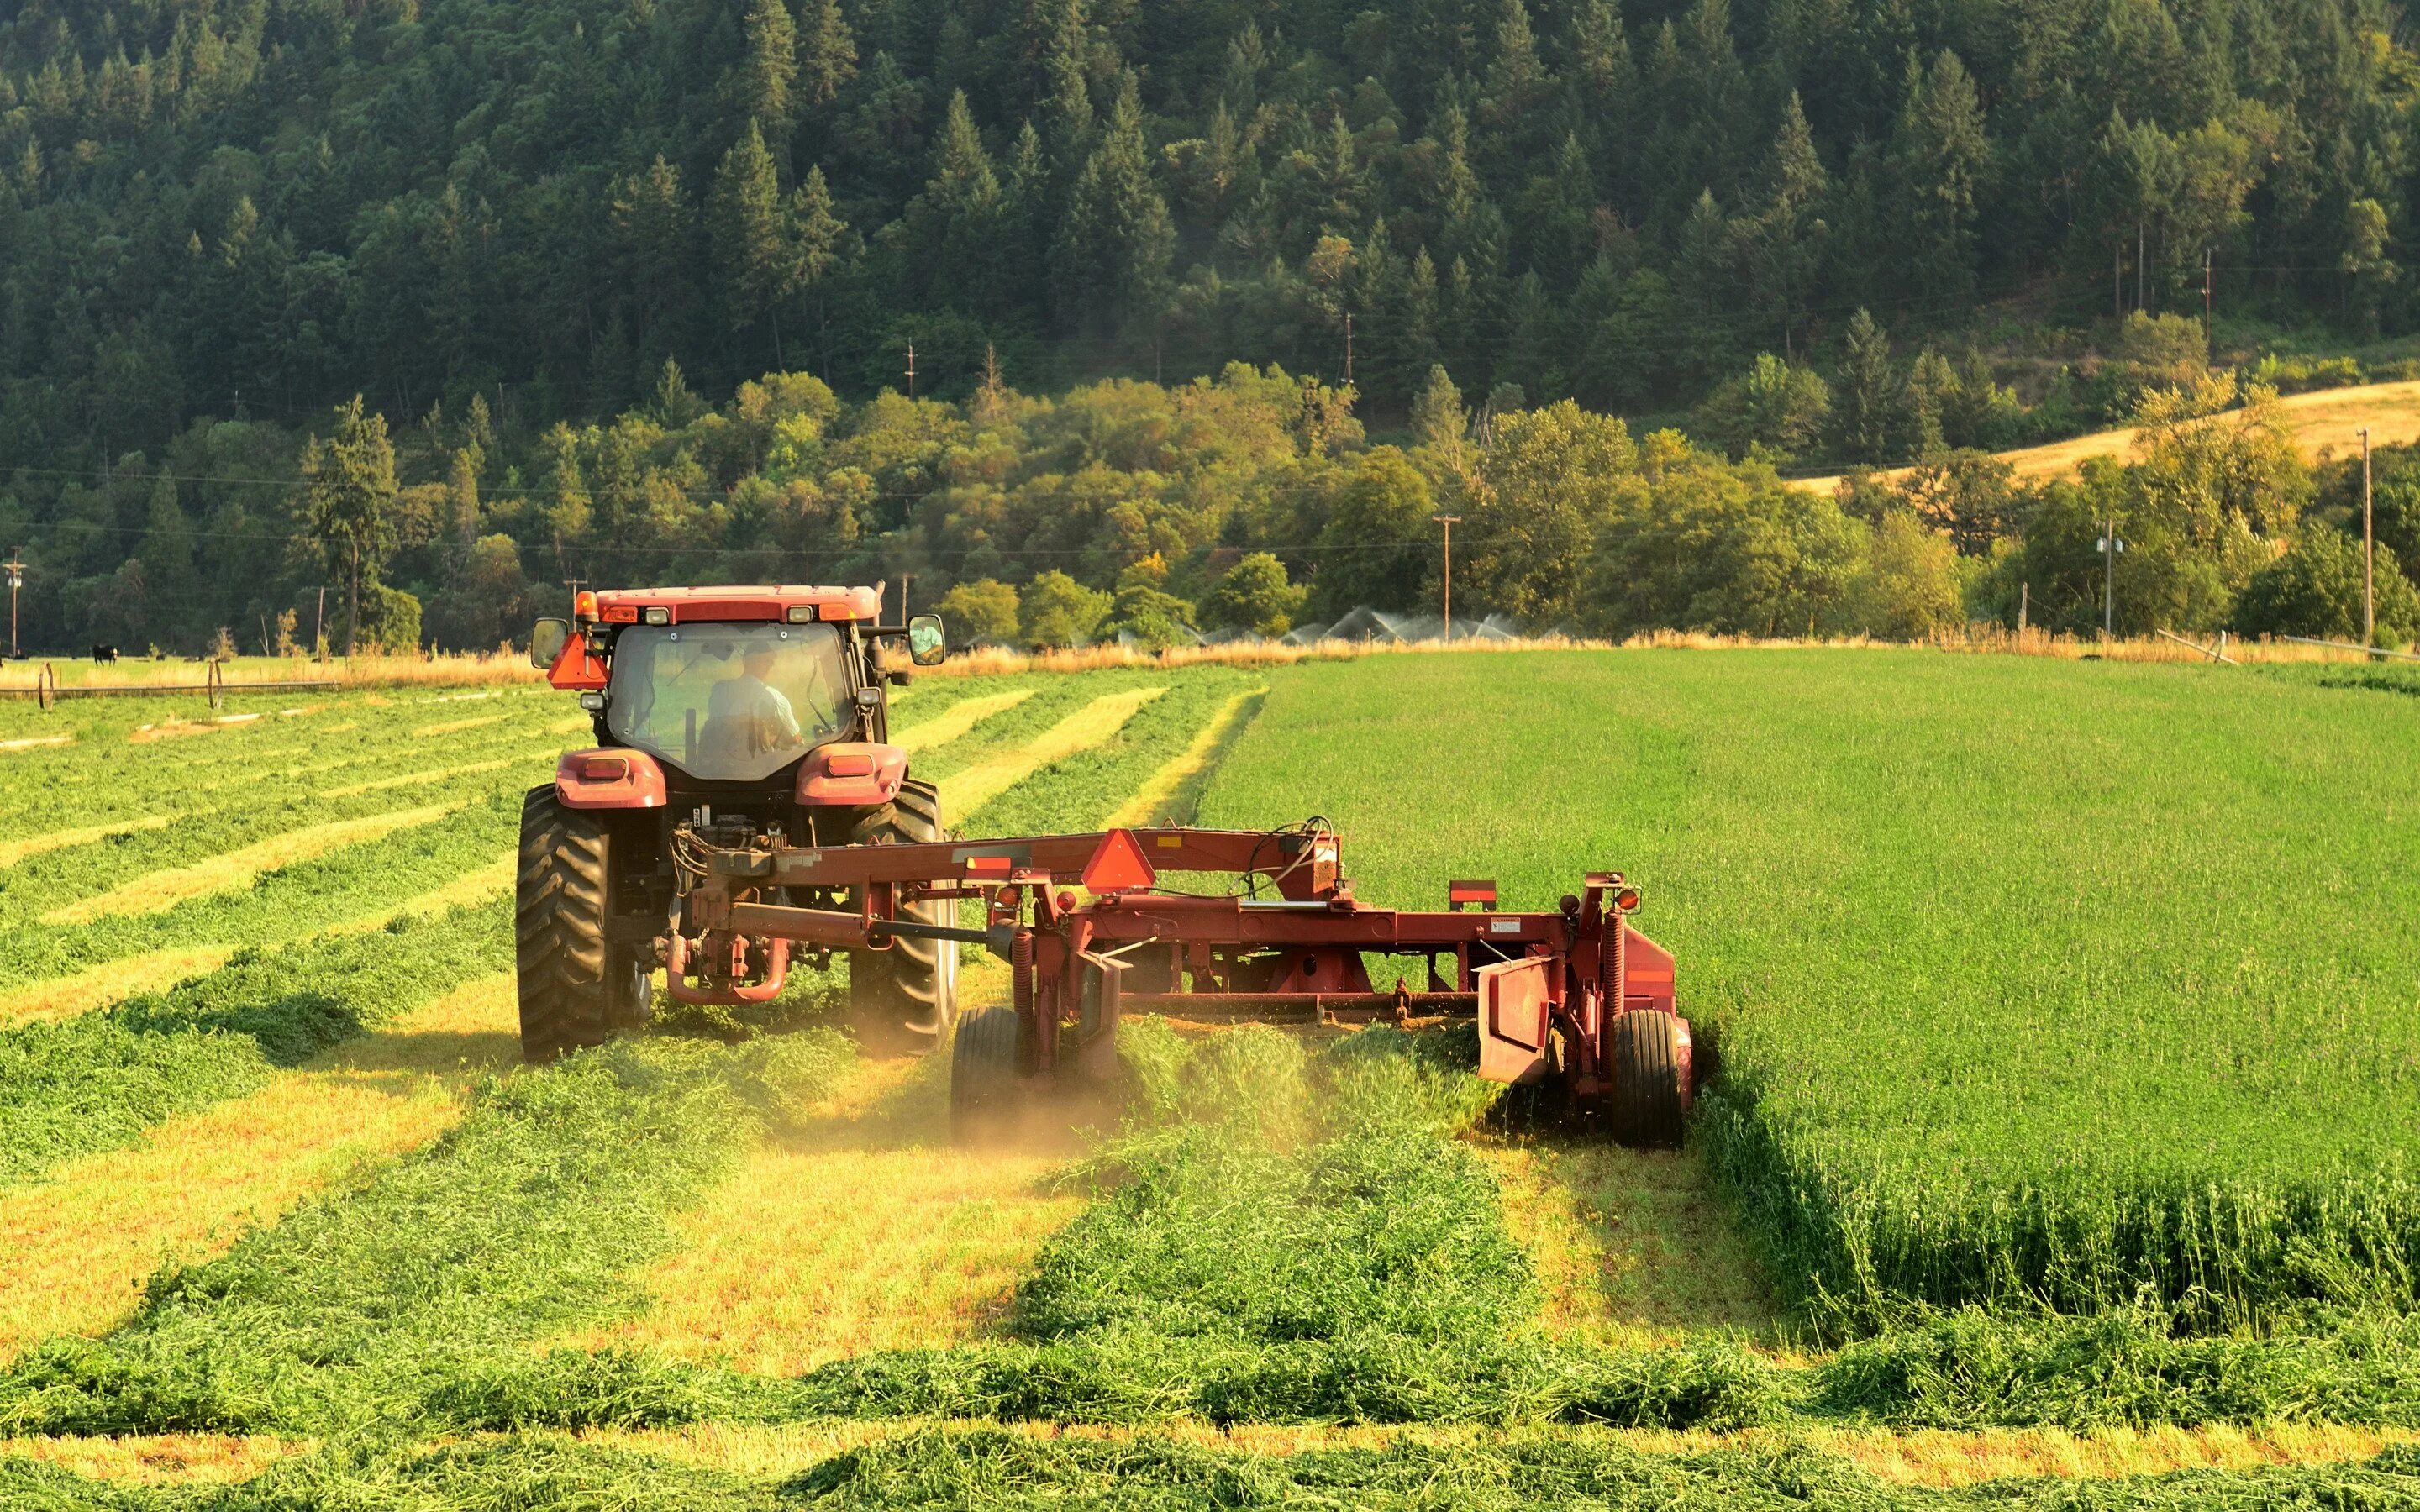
[587,585,886,625]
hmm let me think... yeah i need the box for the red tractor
[517,585,955,1061]
[522,583,1696,1148]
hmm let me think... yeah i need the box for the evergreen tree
[1831,307,1903,462]
[737,0,798,139]
[1893,50,1992,301]
[798,0,859,110]
[1050,71,1175,334]
[710,121,796,331]
[301,396,398,655]
[1746,92,1828,358]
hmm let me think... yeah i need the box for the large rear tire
[848,779,959,1054]
[950,1004,1023,1146]
[515,786,651,1063]
[1608,1011,1687,1149]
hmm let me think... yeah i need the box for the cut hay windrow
[891,690,1037,754]
[935,687,1168,819]
[583,1416,2420,1489]
[0,974,518,1360]
[0,813,181,869]
[0,905,510,1186]
[970,675,1257,839]
[318,756,515,798]
[563,1055,1085,1376]
[0,791,524,990]
[10,1423,2420,1510]
[409,713,506,738]
[776,1021,1781,1432]
[42,803,462,925]
[0,948,233,1030]
[1102,685,1266,828]
[0,1034,855,1438]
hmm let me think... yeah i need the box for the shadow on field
[1477,1137,1782,1349]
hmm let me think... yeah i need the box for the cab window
[606,623,850,780]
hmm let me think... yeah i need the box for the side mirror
[530,618,571,670]
[907,612,947,667]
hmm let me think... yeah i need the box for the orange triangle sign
[1081,828,1158,893]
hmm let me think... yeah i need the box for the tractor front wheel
[847,779,960,1055]
[515,786,652,1063]
[950,1005,1024,1146]
[1607,1011,1688,1149]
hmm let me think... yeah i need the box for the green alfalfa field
[0,650,2417,1507]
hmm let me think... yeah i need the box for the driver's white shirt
[709,672,801,738]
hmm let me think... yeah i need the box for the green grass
[0,789,523,990]
[0,905,509,1182]
[0,1033,855,1437]
[10,1430,2420,1510]
[967,669,1259,836]
[1197,650,2420,1334]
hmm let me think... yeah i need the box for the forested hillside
[1,0,2416,652]
[1,0,2411,442]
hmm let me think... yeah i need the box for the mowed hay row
[564,1053,1085,1375]
[590,1417,2420,1489]
[1103,685,1267,828]
[0,974,519,1360]
[0,1036,858,1440]
[959,673,1259,838]
[41,802,462,926]
[935,686,1168,820]
[0,812,178,869]
[0,946,232,1030]
[1476,1141,1779,1352]
[1197,651,2420,1331]
[318,755,516,798]
[9,1428,2420,1510]
[0,794,525,993]
[892,689,1038,753]
[0,906,512,1187]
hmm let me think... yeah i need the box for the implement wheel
[950,1005,1024,1147]
[848,779,960,1055]
[515,786,652,1063]
[1608,1011,1687,1149]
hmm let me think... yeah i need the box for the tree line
[17,357,2412,659]
[0,0,2412,492]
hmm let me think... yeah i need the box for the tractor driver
[706,643,804,756]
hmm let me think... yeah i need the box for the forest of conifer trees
[0,0,2414,649]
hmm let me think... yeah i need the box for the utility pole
[3,550,21,659]
[1433,515,1461,641]
[2202,249,2214,348]
[2363,425,2375,649]
[562,576,586,616]
[2098,514,2123,638]
[1343,312,1354,387]
[904,342,917,400]
[314,585,327,662]
[900,574,912,619]
[2018,580,2028,635]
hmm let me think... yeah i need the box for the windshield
[606,622,851,781]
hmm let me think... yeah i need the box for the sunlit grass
[42,803,462,925]
[0,947,232,1028]
[1103,686,1265,828]
[563,1053,1083,1375]
[893,690,1038,754]
[0,974,518,1358]
[938,687,1167,817]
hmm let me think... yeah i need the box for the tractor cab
[515,585,958,1066]
[529,585,944,794]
